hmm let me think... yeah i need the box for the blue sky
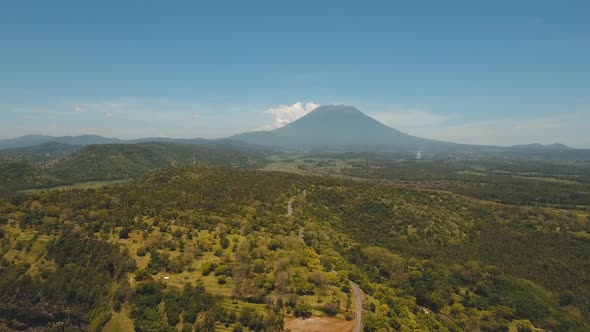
[1,1,589,147]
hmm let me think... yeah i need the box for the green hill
[1,165,588,331]
[49,142,268,182]
[0,142,270,196]
[0,141,83,161]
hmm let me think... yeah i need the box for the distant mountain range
[0,141,84,158]
[0,134,209,150]
[229,105,583,154]
[0,105,585,156]
[0,105,589,197]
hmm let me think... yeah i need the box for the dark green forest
[0,142,270,197]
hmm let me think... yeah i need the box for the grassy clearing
[19,179,131,194]
[102,306,135,332]
[510,175,580,184]
[199,274,235,297]
[1,231,56,280]
[299,285,352,319]
[219,298,267,315]
[458,170,486,176]
[118,228,241,297]
[214,323,233,331]
[262,157,358,177]
[261,161,309,175]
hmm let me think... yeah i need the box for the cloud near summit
[262,101,318,130]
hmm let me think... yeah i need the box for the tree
[559,290,575,306]
[294,302,312,318]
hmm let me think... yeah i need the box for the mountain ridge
[0,105,584,152]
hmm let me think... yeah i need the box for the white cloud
[3,99,589,148]
[262,101,318,130]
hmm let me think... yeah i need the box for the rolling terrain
[0,165,588,331]
[1,105,590,331]
[0,142,270,197]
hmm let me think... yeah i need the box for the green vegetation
[265,154,590,209]
[19,179,131,194]
[0,230,136,330]
[0,142,270,197]
[1,156,589,331]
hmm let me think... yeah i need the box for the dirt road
[350,281,364,332]
[287,198,294,216]
[284,317,354,332]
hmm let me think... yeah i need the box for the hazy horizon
[2,102,589,148]
[2,1,589,147]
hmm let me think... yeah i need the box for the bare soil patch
[284,317,353,332]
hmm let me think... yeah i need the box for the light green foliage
[0,163,589,331]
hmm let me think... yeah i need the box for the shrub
[202,262,217,276]
[294,302,312,318]
[322,302,340,316]
[135,269,151,281]
[119,227,131,239]
[220,236,230,249]
[136,246,148,257]
[113,299,121,312]
[232,322,244,332]
[268,241,281,251]
[558,290,575,306]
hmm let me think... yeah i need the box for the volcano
[230,105,456,152]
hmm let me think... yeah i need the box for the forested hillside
[0,142,270,197]
[1,165,588,331]
[303,182,590,330]
[49,142,268,182]
[0,142,83,160]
